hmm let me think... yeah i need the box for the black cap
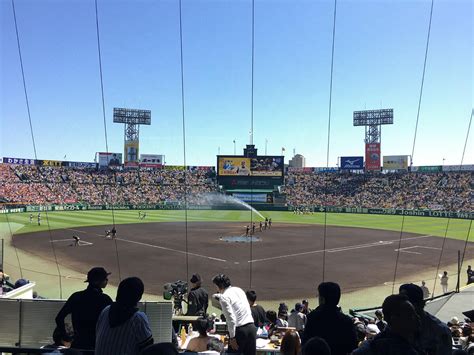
[190,274,201,283]
[85,267,111,283]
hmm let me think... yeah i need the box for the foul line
[395,245,442,255]
[249,235,433,263]
[115,237,227,263]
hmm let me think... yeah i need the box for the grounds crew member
[186,273,209,316]
[55,267,113,350]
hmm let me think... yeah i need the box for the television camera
[163,280,188,315]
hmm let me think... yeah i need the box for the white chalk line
[50,239,93,246]
[394,245,442,255]
[249,235,433,263]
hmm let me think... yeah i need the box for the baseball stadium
[1,0,473,353]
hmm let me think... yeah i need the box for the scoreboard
[217,155,284,189]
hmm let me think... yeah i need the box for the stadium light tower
[353,109,393,171]
[113,108,151,166]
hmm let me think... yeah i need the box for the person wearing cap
[399,283,452,355]
[186,273,208,316]
[55,267,113,350]
[212,274,256,355]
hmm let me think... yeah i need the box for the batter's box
[394,245,441,255]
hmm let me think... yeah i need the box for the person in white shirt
[288,303,307,334]
[212,274,256,355]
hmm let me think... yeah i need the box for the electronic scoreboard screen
[217,156,284,189]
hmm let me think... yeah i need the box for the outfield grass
[0,209,472,241]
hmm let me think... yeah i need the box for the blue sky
[1,0,472,166]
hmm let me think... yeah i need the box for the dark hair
[116,277,144,307]
[318,282,341,306]
[302,336,331,355]
[246,290,257,303]
[382,294,409,324]
[207,338,224,354]
[280,331,301,355]
[375,310,383,317]
[266,310,277,324]
[212,274,231,290]
[195,317,212,336]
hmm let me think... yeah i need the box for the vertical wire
[392,0,434,293]
[322,0,338,282]
[178,0,189,282]
[11,0,63,298]
[94,0,121,281]
[249,0,255,290]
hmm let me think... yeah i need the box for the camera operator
[186,274,208,316]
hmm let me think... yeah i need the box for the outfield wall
[2,203,473,220]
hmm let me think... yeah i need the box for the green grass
[0,210,472,241]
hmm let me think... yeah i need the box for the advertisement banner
[164,165,185,171]
[313,167,339,173]
[125,141,139,163]
[38,160,62,167]
[412,166,442,173]
[365,143,381,170]
[2,157,36,165]
[139,154,164,168]
[250,156,284,176]
[98,152,122,167]
[442,164,474,172]
[67,161,97,168]
[383,155,409,170]
[340,156,364,170]
[232,193,269,203]
[218,157,252,176]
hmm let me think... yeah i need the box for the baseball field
[1,210,472,311]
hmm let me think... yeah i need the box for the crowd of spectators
[284,171,472,211]
[0,164,215,206]
[34,267,474,354]
[0,163,472,211]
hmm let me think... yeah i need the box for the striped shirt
[95,305,153,355]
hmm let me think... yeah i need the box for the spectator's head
[85,267,110,288]
[302,336,331,355]
[374,309,384,320]
[293,303,302,313]
[317,282,341,307]
[52,325,74,347]
[14,278,29,289]
[116,277,144,308]
[421,280,426,286]
[246,290,257,306]
[207,337,224,353]
[382,294,420,337]
[462,324,472,337]
[443,271,448,276]
[266,310,277,324]
[399,283,425,314]
[212,274,231,292]
[190,273,202,287]
[195,317,212,337]
[280,330,301,355]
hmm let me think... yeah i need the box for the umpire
[186,274,208,316]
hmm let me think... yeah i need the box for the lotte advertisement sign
[365,143,381,171]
